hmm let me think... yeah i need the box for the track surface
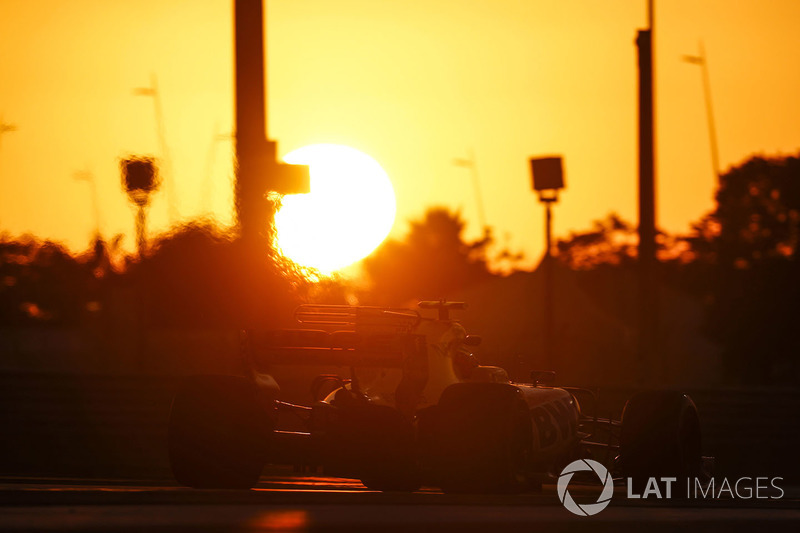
[1,474,798,532]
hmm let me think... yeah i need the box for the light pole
[453,148,488,233]
[134,75,178,224]
[530,156,565,371]
[683,42,720,180]
[121,156,159,258]
[74,169,102,238]
[201,125,234,215]
[121,156,159,372]
[636,0,659,385]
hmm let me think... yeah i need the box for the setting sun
[275,144,396,273]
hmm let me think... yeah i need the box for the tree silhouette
[133,221,303,329]
[361,208,494,306]
[555,212,690,269]
[684,154,800,383]
[687,155,800,266]
[0,236,103,326]
[554,155,800,384]
[555,213,638,269]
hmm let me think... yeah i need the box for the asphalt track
[1,474,799,532]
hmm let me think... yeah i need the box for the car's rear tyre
[620,390,701,495]
[168,375,271,489]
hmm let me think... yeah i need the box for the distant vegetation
[0,222,304,331]
[553,154,800,384]
[360,208,498,306]
[1,152,798,384]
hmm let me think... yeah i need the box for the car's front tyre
[620,390,702,496]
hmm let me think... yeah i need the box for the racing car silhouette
[168,301,704,492]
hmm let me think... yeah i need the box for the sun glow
[275,144,397,274]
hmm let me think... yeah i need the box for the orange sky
[1,0,799,269]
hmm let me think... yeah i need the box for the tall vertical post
[234,0,272,243]
[233,0,309,245]
[121,156,158,373]
[530,156,565,373]
[543,199,555,370]
[232,0,309,329]
[135,206,147,259]
[636,24,658,383]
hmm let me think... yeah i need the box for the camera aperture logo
[558,459,785,517]
[557,459,614,516]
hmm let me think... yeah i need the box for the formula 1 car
[167,301,704,492]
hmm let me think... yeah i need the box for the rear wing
[294,304,420,334]
[247,305,424,368]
